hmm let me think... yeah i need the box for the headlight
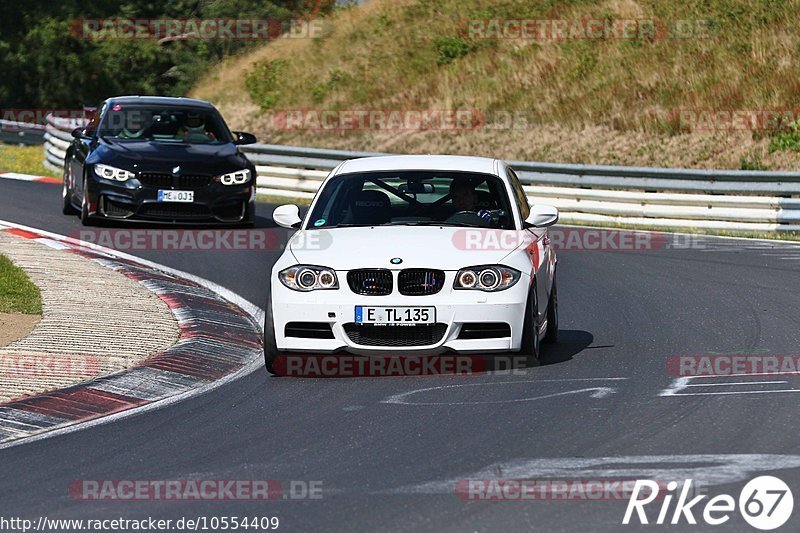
[454,265,520,292]
[94,164,135,182]
[279,265,339,292]
[217,169,251,186]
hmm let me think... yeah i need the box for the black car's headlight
[454,265,521,292]
[279,265,339,291]
[94,164,135,182]
[216,169,251,185]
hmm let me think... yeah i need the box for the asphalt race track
[2,178,800,531]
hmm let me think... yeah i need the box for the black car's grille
[285,322,335,339]
[398,269,446,296]
[138,173,214,189]
[137,203,210,219]
[347,269,393,296]
[458,323,511,340]
[343,323,447,347]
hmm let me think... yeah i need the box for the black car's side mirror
[233,131,257,145]
[71,127,90,139]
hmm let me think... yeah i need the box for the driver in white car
[449,179,493,224]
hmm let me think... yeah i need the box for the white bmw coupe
[265,155,559,374]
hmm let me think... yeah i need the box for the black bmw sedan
[62,96,258,226]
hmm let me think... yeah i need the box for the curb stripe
[6,228,41,239]
[0,172,60,184]
[0,223,263,445]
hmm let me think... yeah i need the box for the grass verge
[0,144,51,177]
[0,254,42,315]
[257,193,313,206]
[192,0,800,170]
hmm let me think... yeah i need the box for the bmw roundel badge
[390,257,403,265]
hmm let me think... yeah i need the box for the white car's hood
[288,226,530,270]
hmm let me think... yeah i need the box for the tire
[263,288,283,375]
[517,283,541,368]
[61,166,78,215]
[544,271,558,344]
[80,175,94,226]
[243,202,256,227]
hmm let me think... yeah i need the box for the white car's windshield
[307,171,515,229]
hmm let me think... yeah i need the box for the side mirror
[233,131,257,145]
[71,127,89,139]
[525,204,559,228]
[273,204,302,229]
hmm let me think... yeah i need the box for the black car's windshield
[98,105,232,144]
[307,171,514,229]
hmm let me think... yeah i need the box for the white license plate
[355,306,435,325]
[157,190,194,203]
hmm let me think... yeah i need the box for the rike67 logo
[623,476,793,530]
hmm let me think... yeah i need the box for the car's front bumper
[86,176,255,224]
[271,273,530,355]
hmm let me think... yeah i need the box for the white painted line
[35,237,71,250]
[693,372,799,379]
[660,373,800,397]
[664,389,800,397]
[659,377,690,396]
[0,172,41,182]
[0,219,265,451]
[382,379,625,406]
[685,381,788,387]
[387,454,800,495]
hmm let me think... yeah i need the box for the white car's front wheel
[517,284,541,367]
[263,290,283,375]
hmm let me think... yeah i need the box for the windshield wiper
[320,223,380,229]
[387,221,483,228]
[320,222,487,229]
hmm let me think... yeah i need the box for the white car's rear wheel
[544,271,558,344]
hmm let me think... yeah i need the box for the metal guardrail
[43,114,800,232]
[0,119,46,146]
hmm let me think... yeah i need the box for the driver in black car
[179,112,216,142]
[449,179,493,224]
